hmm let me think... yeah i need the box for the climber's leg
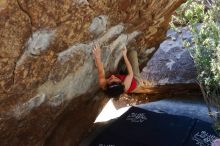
[127,49,141,85]
[117,48,151,93]
[127,49,152,93]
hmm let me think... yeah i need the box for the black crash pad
[91,107,219,146]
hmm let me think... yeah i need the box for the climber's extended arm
[122,47,134,92]
[93,44,107,89]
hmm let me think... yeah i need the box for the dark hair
[105,82,125,97]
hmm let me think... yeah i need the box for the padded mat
[91,107,218,146]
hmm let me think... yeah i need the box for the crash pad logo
[192,131,217,146]
[126,112,148,123]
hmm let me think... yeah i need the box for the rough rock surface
[142,28,196,85]
[140,27,199,94]
[0,0,186,146]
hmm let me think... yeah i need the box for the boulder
[140,27,200,95]
[0,0,186,145]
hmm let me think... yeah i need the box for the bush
[171,0,220,134]
[171,0,204,26]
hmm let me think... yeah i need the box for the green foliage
[171,0,220,127]
[212,0,220,21]
[171,0,205,26]
[190,19,220,91]
[173,0,220,94]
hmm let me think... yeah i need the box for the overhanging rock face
[0,0,186,145]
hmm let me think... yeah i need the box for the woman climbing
[93,43,143,96]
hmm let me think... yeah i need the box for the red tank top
[114,74,137,93]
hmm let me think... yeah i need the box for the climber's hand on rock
[121,46,127,56]
[92,43,101,60]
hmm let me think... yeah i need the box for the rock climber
[93,43,143,96]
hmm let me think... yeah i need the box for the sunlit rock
[0,0,186,145]
[141,27,198,94]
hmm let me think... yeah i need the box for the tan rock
[0,0,186,145]
[0,0,7,12]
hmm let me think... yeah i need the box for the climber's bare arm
[122,46,134,92]
[93,44,107,89]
